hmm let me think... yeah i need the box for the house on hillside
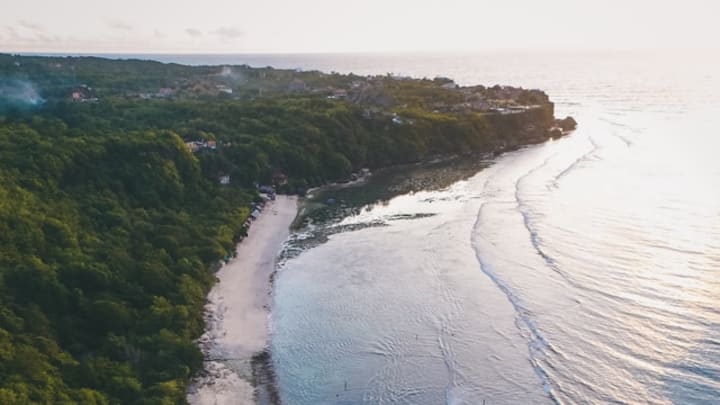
[288,79,307,92]
[185,140,218,152]
[258,185,275,194]
[273,171,288,186]
[71,91,86,101]
[185,142,201,153]
[216,84,233,94]
[71,85,94,102]
[156,88,175,98]
[219,174,230,185]
[328,88,348,100]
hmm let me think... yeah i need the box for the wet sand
[188,195,297,405]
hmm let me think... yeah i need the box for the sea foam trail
[470,140,595,403]
[471,201,560,404]
[514,155,577,287]
[550,136,599,189]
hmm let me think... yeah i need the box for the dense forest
[0,54,573,404]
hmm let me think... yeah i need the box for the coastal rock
[557,116,578,131]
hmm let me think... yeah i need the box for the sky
[0,0,718,53]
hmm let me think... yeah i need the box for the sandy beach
[188,195,298,405]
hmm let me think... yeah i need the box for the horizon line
[5,47,719,56]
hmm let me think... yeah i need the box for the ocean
[98,51,720,403]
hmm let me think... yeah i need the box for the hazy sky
[1,0,718,53]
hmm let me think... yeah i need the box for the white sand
[188,196,297,405]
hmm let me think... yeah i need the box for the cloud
[5,26,21,40]
[185,28,203,37]
[18,20,43,31]
[2,26,60,45]
[108,20,133,31]
[154,30,167,39]
[210,27,244,40]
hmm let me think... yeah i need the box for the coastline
[188,195,298,405]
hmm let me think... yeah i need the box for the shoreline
[185,135,571,404]
[188,195,298,405]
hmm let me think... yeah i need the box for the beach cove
[188,196,297,405]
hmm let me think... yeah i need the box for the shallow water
[163,51,720,404]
